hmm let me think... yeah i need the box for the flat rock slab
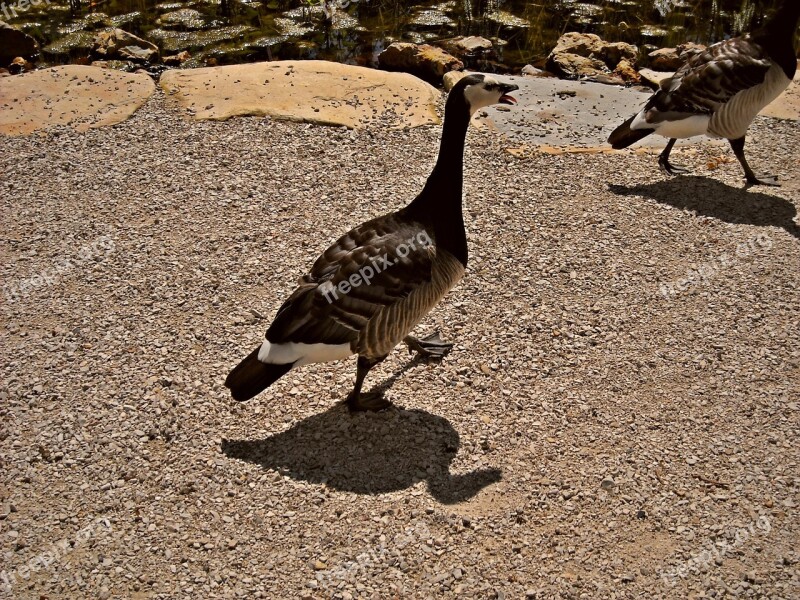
[0,65,155,136]
[484,72,799,153]
[482,75,717,153]
[159,60,441,128]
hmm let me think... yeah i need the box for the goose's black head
[448,74,519,117]
[753,0,800,77]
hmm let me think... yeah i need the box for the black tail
[608,115,654,149]
[225,347,293,402]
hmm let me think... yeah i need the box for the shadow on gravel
[609,176,800,240]
[221,403,502,504]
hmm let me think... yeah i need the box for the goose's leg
[729,136,780,186]
[658,138,689,176]
[346,355,391,412]
[404,330,453,359]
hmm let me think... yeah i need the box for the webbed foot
[346,391,392,412]
[404,331,453,359]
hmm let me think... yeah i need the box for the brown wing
[645,35,772,119]
[266,213,436,346]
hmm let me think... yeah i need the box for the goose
[608,1,799,186]
[225,74,519,411]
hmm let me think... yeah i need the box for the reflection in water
[11,0,786,71]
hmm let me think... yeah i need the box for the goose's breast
[358,250,465,359]
[708,63,791,139]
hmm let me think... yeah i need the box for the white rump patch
[631,107,710,139]
[258,339,353,367]
[652,114,711,139]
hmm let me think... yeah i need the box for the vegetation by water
[5,0,786,71]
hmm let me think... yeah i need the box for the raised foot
[404,331,453,359]
[745,174,780,187]
[659,157,690,176]
[346,391,392,412]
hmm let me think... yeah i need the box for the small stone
[521,64,543,77]
[600,477,615,490]
[163,50,191,66]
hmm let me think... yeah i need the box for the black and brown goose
[609,1,799,186]
[225,74,518,411]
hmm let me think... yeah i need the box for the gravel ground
[1,90,799,600]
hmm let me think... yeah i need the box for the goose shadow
[221,361,502,504]
[608,176,800,240]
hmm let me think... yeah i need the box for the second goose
[608,1,799,186]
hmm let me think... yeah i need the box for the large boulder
[648,42,706,71]
[93,28,159,63]
[550,32,637,65]
[442,70,467,91]
[548,53,608,80]
[546,32,638,83]
[0,21,38,65]
[437,36,493,58]
[378,42,463,84]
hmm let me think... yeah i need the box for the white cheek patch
[464,84,500,115]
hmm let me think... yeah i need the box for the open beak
[499,82,519,106]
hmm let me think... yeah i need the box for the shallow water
[5,0,787,72]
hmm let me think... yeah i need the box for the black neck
[402,97,471,265]
[752,1,800,78]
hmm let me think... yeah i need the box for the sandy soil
[0,89,798,599]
